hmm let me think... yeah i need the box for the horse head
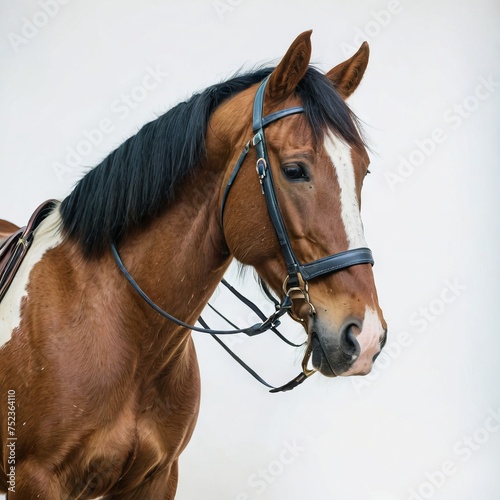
[214,31,387,377]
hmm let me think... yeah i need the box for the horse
[0,30,387,499]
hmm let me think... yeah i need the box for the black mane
[60,66,363,258]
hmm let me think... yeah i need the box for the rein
[112,76,374,393]
[111,243,292,337]
[111,243,307,393]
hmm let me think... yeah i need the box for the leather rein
[111,76,374,393]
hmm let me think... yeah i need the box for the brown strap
[0,200,58,303]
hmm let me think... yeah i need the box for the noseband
[112,76,374,392]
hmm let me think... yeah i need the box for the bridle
[111,75,374,392]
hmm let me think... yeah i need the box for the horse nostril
[340,324,360,358]
[372,329,388,362]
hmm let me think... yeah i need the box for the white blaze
[323,132,384,375]
[346,306,385,375]
[323,130,367,249]
[0,207,63,348]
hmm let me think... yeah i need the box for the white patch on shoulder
[0,207,63,348]
[323,130,367,249]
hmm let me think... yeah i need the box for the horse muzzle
[309,312,387,377]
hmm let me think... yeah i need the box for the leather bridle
[112,76,374,392]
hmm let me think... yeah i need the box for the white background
[1,1,499,499]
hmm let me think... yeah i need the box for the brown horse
[0,31,386,499]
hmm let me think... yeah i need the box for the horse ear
[266,30,312,103]
[326,42,369,98]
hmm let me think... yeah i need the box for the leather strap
[252,75,269,131]
[219,90,304,229]
[251,78,374,288]
[252,78,303,287]
[0,200,58,303]
[219,142,250,228]
[261,107,304,128]
[299,247,374,281]
[220,279,303,348]
[111,242,292,336]
[198,317,309,393]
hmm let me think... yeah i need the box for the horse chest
[61,387,199,496]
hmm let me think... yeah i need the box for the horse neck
[124,105,253,320]
[118,159,231,357]
[99,102,253,374]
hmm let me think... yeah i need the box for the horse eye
[283,164,309,181]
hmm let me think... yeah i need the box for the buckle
[282,275,317,322]
[256,158,267,194]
